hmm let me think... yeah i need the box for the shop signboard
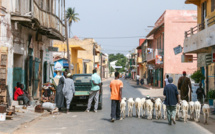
[155,55,163,64]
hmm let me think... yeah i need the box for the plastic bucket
[0,113,6,121]
[209,99,214,106]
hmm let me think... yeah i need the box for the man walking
[110,72,123,122]
[86,69,101,113]
[164,77,180,125]
[177,71,192,101]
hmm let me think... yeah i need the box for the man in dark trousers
[110,72,123,122]
[196,83,205,104]
[177,71,192,101]
[164,77,180,125]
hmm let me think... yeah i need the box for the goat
[194,101,201,122]
[145,99,154,120]
[127,98,134,117]
[202,104,210,124]
[176,103,181,120]
[154,98,162,120]
[120,97,127,119]
[135,98,142,118]
[141,98,146,117]
[162,103,167,120]
[189,101,195,120]
[181,100,189,122]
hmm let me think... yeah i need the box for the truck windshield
[73,76,92,83]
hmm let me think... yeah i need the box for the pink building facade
[146,10,198,87]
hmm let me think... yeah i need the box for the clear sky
[65,0,196,55]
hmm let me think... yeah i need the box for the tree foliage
[109,53,127,73]
[66,8,80,37]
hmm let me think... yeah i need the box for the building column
[61,0,64,21]
[58,0,60,18]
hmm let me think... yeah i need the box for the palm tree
[66,8,80,38]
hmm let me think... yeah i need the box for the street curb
[11,112,50,134]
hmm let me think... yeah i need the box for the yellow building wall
[196,0,215,24]
[78,58,83,74]
[71,48,78,74]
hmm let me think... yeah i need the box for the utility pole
[100,53,102,80]
[64,0,71,73]
[93,43,95,68]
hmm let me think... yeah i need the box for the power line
[78,36,145,39]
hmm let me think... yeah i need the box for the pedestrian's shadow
[153,121,169,124]
[101,118,112,123]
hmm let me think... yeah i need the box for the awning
[136,46,141,49]
[185,0,200,5]
[146,23,164,37]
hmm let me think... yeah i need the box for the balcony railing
[33,1,65,39]
[185,15,215,38]
[146,49,163,61]
[11,0,65,40]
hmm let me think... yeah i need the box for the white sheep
[162,103,167,120]
[202,104,210,124]
[135,98,142,118]
[154,98,162,120]
[189,101,195,120]
[145,99,154,120]
[127,98,134,117]
[181,100,189,122]
[194,101,201,122]
[176,103,181,120]
[141,98,146,117]
[120,97,127,119]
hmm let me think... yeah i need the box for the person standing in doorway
[164,77,180,125]
[136,74,140,85]
[164,75,169,87]
[110,72,123,122]
[177,71,192,101]
[86,69,101,113]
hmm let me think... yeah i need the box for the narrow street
[14,78,213,134]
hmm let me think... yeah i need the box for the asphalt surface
[14,78,213,134]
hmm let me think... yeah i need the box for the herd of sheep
[120,97,211,124]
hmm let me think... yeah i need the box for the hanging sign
[174,45,183,55]
[48,47,58,52]
[156,55,163,64]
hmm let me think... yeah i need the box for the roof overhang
[136,46,142,49]
[71,45,85,51]
[147,23,164,37]
[185,0,200,5]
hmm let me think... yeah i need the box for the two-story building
[184,0,215,93]
[0,0,65,101]
[146,10,197,87]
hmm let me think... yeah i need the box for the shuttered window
[211,0,215,12]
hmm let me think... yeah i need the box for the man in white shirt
[164,75,169,86]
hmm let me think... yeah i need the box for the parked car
[71,74,103,110]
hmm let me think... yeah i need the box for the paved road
[14,78,213,134]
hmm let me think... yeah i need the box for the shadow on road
[101,118,112,123]
[153,121,169,124]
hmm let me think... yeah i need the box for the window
[157,36,162,49]
[212,0,215,12]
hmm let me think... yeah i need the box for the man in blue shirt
[164,77,180,125]
[86,69,101,113]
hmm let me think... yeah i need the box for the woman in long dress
[63,73,75,113]
[55,72,67,110]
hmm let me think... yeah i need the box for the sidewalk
[0,106,48,134]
